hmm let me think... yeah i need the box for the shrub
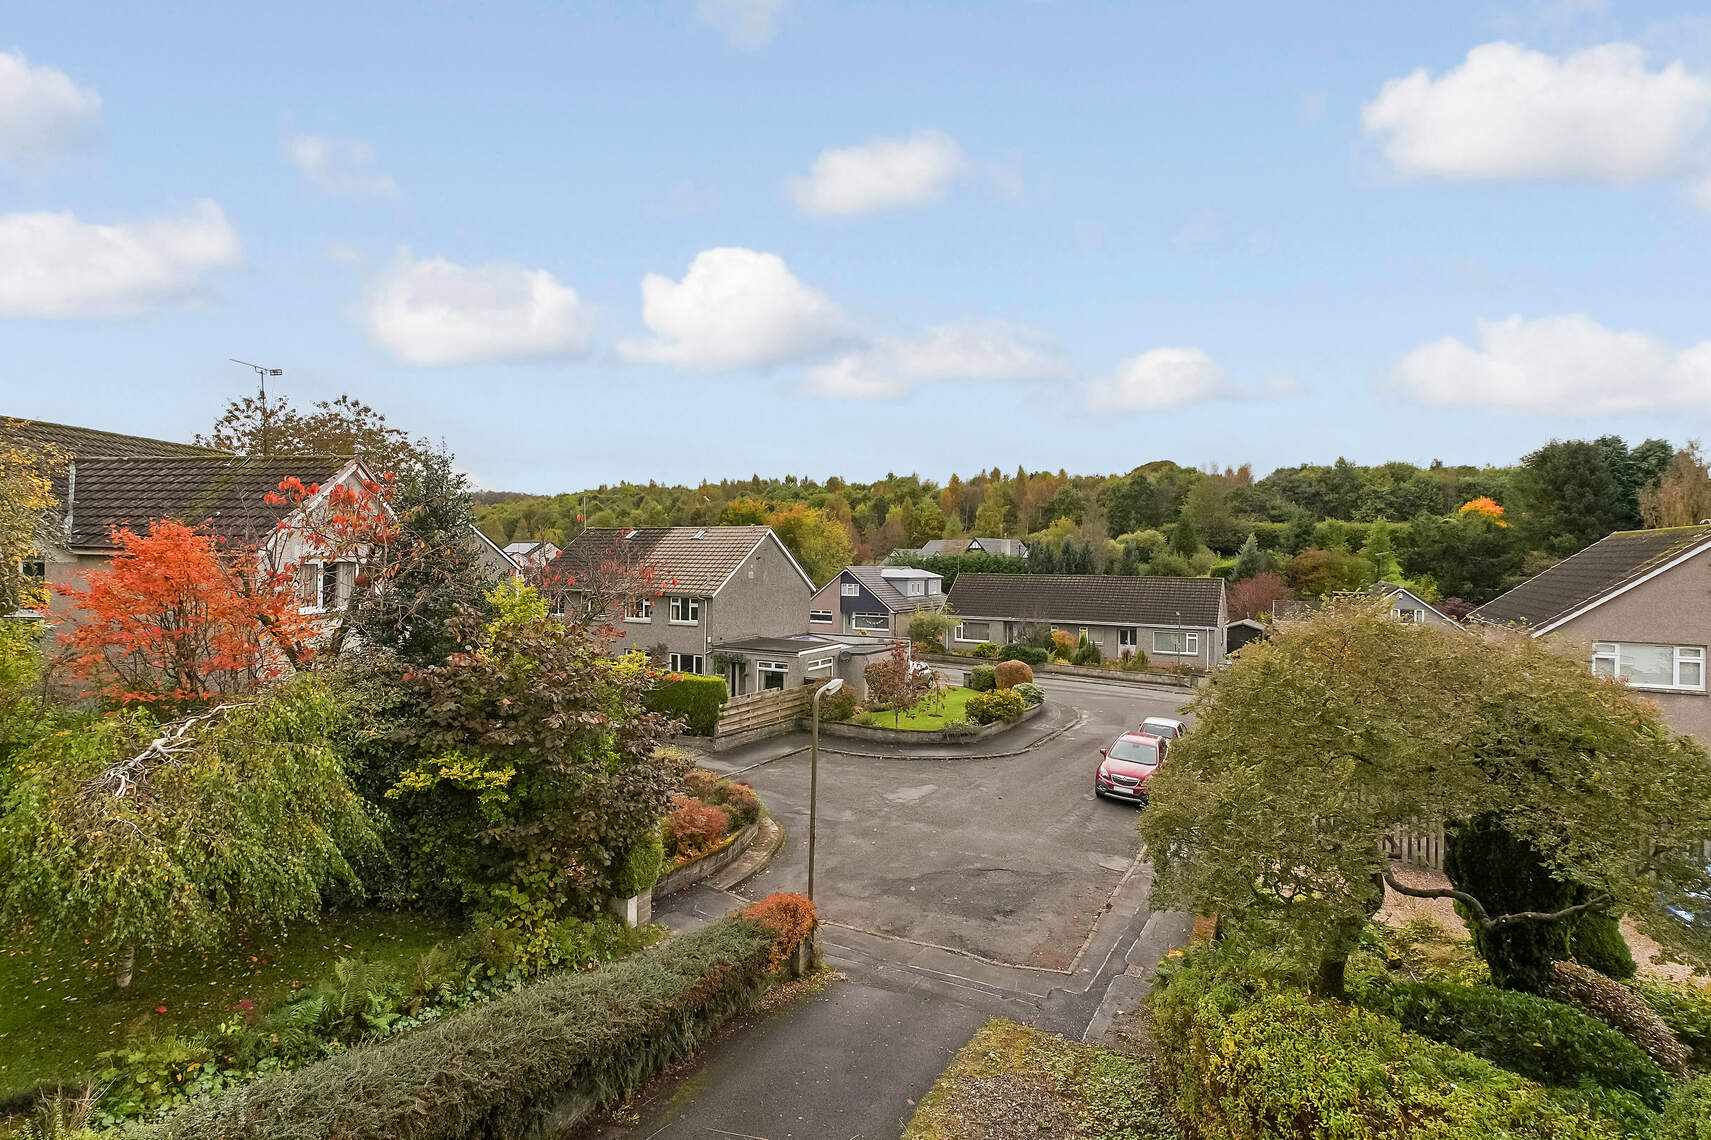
[1071,641,1102,666]
[818,683,858,722]
[968,664,997,692]
[997,644,1049,666]
[1119,649,1149,671]
[965,689,1025,725]
[642,673,729,736]
[1570,911,1637,981]
[969,642,999,659]
[127,904,810,1140]
[738,892,816,971]
[1352,977,1671,1108]
[1633,979,1711,1069]
[1658,1075,1711,1140]
[1152,952,1608,1140]
[682,769,762,829]
[664,797,731,859]
[616,828,666,897]
[1012,682,1045,707]
[993,660,1033,688]
[1049,630,1076,659]
[1543,960,1689,1075]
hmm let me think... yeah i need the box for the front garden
[836,645,1045,733]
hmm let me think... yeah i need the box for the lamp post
[807,677,844,904]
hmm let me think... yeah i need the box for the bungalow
[808,564,947,641]
[942,573,1227,670]
[1472,525,1711,741]
[917,536,1029,558]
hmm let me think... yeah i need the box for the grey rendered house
[1275,582,1463,629]
[917,537,1029,558]
[551,525,850,695]
[942,573,1227,670]
[808,565,947,641]
[1472,525,1711,742]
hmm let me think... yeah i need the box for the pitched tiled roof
[0,417,224,459]
[554,526,797,596]
[946,573,1224,627]
[65,455,353,549]
[1472,525,1711,630]
[844,565,944,612]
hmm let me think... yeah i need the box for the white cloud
[804,321,1072,399]
[1363,42,1711,182]
[1390,313,1711,414]
[1085,347,1291,411]
[790,130,968,216]
[285,134,398,196]
[618,246,853,371]
[698,0,788,49]
[0,49,101,159]
[360,250,595,366]
[0,200,240,318]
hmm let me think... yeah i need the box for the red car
[1094,731,1167,804]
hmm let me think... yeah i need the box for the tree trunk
[116,943,135,989]
[1314,956,1347,1000]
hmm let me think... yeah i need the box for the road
[574,673,1195,1139]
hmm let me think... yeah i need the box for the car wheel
[1093,785,1105,798]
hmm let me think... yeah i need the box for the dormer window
[842,582,860,597]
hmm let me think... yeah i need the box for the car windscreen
[1142,722,1177,738]
[1108,739,1159,766]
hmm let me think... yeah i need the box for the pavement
[576,672,1194,1138]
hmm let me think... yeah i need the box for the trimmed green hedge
[1153,950,1614,1139]
[1352,977,1671,1108]
[968,664,997,692]
[997,644,1048,666]
[131,908,806,1140]
[643,674,728,736]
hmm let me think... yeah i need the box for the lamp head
[820,678,844,696]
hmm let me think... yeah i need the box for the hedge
[968,664,997,692]
[132,897,814,1140]
[1634,979,1711,1071]
[1352,976,1671,1109]
[997,644,1048,666]
[965,688,1024,725]
[1152,954,1611,1139]
[1658,1075,1711,1140]
[642,674,728,736]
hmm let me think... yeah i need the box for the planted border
[132,896,814,1140]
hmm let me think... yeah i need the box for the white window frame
[668,653,705,675]
[1395,607,1425,623]
[810,609,835,624]
[906,579,925,596]
[297,559,357,614]
[955,620,992,643]
[850,612,889,633]
[1152,629,1200,657]
[757,659,790,690]
[841,581,861,597]
[624,597,652,622]
[669,596,700,625]
[806,657,836,676]
[1118,627,1138,650]
[1592,642,1706,692]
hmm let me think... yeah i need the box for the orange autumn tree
[1458,497,1508,526]
[262,470,398,657]
[56,519,318,712]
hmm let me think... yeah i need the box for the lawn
[901,1018,1179,1140]
[850,686,978,731]
[0,908,460,1098]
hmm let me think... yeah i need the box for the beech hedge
[132,898,814,1140]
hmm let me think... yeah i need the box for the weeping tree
[0,676,382,987]
[1142,600,1711,998]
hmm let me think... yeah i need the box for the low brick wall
[921,653,1205,690]
[815,699,1044,745]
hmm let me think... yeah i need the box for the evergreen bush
[997,644,1048,666]
[968,664,997,692]
[992,660,1033,688]
[642,674,729,736]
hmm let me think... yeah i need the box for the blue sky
[4,0,1711,492]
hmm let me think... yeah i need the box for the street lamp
[807,677,844,904]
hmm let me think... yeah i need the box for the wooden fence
[1386,820,1447,871]
[713,685,816,741]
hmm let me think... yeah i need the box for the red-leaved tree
[1228,570,1295,621]
[262,471,399,657]
[56,520,317,712]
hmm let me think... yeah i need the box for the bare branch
[1379,859,1611,932]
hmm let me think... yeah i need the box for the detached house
[1472,525,1711,741]
[808,565,947,640]
[1274,582,1464,630]
[916,537,1029,558]
[943,573,1227,670]
[550,525,881,695]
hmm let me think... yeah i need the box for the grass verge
[0,908,458,1098]
[852,686,978,731]
[901,1018,1179,1140]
